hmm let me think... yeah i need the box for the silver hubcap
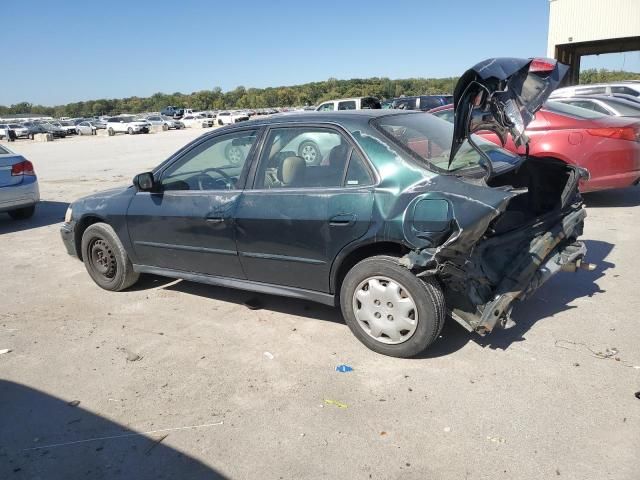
[352,276,418,344]
[301,145,317,164]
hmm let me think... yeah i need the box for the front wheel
[340,255,445,357]
[81,223,139,291]
[108,128,115,136]
[127,127,134,135]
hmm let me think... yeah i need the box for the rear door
[235,124,375,293]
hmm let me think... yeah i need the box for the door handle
[206,216,225,224]
[329,213,356,226]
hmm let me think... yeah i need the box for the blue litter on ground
[336,364,353,373]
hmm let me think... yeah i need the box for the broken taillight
[586,126,640,142]
[11,160,36,176]
[529,58,557,73]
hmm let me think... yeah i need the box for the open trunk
[441,157,587,333]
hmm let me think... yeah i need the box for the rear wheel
[81,223,139,291]
[108,128,115,136]
[8,205,35,220]
[127,127,134,135]
[340,255,445,357]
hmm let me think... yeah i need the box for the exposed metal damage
[399,58,593,335]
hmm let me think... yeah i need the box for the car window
[161,129,258,191]
[604,99,640,116]
[344,150,373,186]
[544,101,606,119]
[564,100,610,114]
[338,100,357,110]
[254,127,354,189]
[611,86,639,97]
[430,109,455,123]
[317,102,334,111]
[361,97,381,109]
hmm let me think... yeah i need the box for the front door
[127,128,260,278]
[235,125,375,293]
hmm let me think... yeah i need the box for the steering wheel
[197,168,235,190]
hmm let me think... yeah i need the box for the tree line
[1,68,638,119]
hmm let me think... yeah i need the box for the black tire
[8,205,35,220]
[127,127,134,135]
[81,223,139,291]
[108,128,115,136]
[297,140,321,165]
[340,255,446,358]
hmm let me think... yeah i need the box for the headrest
[278,156,306,186]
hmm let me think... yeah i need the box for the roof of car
[260,109,416,123]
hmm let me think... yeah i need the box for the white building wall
[547,0,640,56]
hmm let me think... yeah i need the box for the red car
[428,102,640,192]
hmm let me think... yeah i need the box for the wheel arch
[331,241,410,296]
[74,214,108,260]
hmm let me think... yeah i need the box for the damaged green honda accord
[61,58,591,357]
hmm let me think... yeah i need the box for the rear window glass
[544,101,606,119]
[606,100,640,116]
[361,97,381,109]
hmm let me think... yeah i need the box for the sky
[2,0,639,106]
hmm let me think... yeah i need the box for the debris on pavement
[487,435,506,444]
[120,347,143,362]
[263,351,274,360]
[324,399,348,409]
[0,348,11,355]
[555,340,639,368]
[335,364,353,373]
[635,391,640,400]
[67,400,81,407]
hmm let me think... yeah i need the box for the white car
[549,81,640,99]
[315,96,382,111]
[143,115,184,130]
[0,123,30,139]
[216,111,249,125]
[106,117,151,135]
[181,114,214,128]
[76,121,99,135]
[50,121,78,135]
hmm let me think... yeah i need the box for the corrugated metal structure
[547,0,640,84]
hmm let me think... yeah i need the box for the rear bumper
[60,222,77,257]
[0,178,40,213]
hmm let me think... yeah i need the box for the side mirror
[133,172,157,192]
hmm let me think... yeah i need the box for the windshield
[373,112,519,174]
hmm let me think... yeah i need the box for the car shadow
[143,240,612,359]
[416,239,614,358]
[0,200,69,234]
[0,380,228,480]
[583,186,640,208]
[164,279,344,325]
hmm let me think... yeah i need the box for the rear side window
[606,100,640,116]
[344,150,373,186]
[418,96,444,111]
[564,100,610,114]
[338,101,356,110]
[360,97,381,109]
[544,101,606,119]
[611,86,639,97]
[255,126,356,189]
[317,103,334,111]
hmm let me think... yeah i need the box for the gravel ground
[1,130,639,480]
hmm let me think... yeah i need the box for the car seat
[277,156,306,187]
